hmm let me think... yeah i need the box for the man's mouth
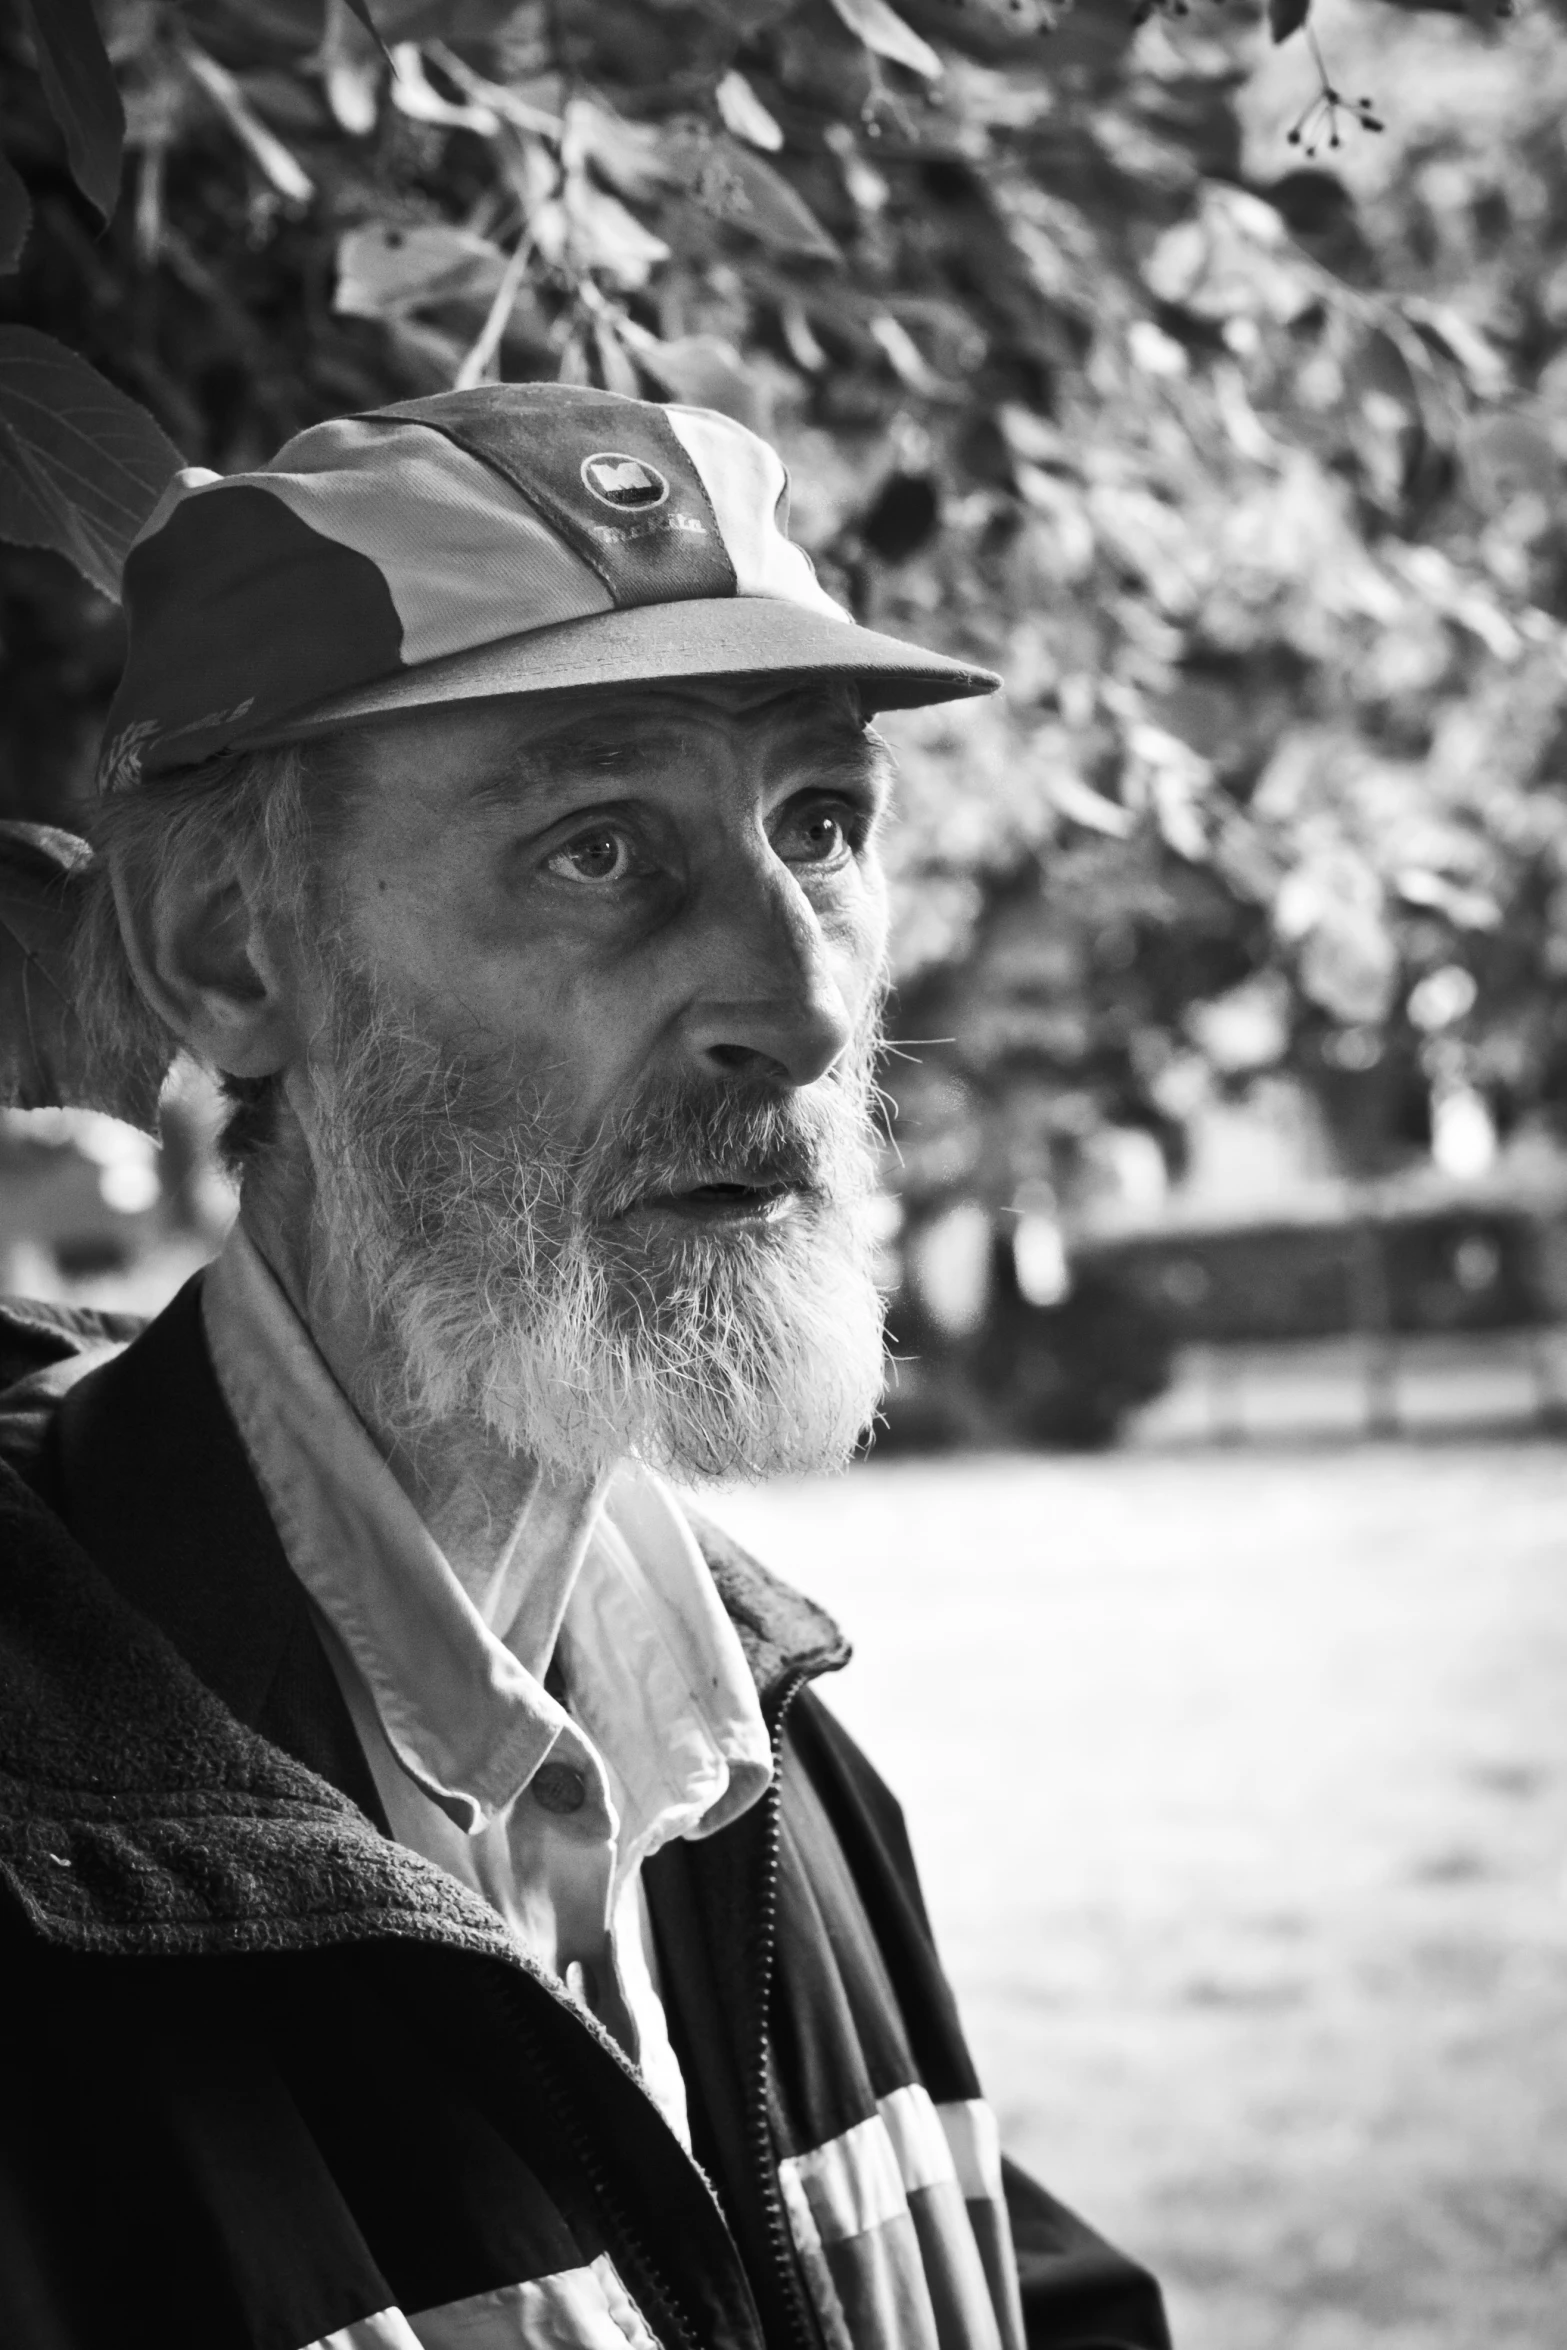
[626,1177,800,1226]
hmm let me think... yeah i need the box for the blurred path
[703,1444,1567,2350]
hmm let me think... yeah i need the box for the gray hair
[72,741,336,1172]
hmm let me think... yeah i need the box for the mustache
[580,1062,878,1222]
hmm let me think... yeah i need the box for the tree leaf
[638,334,766,428]
[19,0,125,222]
[0,328,185,599]
[898,0,1057,55]
[334,221,510,319]
[0,148,31,274]
[561,179,671,288]
[778,298,828,372]
[1405,300,1507,399]
[592,319,643,400]
[1461,410,1559,513]
[388,44,500,134]
[870,312,953,395]
[1268,0,1311,40]
[453,239,536,386]
[336,0,394,63]
[0,822,165,1127]
[688,137,841,262]
[827,0,943,78]
[374,0,533,36]
[180,42,315,205]
[715,69,784,152]
[567,101,675,204]
[316,0,383,133]
[425,44,560,137]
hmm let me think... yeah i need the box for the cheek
[341,831,524,1015]
[341,831,468,988]
[834,867,891,1010]
[535,967,684,1127]
[360,913,669,1146]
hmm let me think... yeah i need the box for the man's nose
[682,863,859,1089]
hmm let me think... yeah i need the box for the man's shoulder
[0,1292,142,1390]
[0,1294,144,1497]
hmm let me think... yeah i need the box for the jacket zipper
[482,1654,832,2350]
[504,1980,707,2350]
[747,1668,819,2350]
[512,1658,824,2350]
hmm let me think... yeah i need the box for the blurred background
[5,0,1567,2339]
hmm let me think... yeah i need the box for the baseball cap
[98,384,1000,792]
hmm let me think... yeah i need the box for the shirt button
[532,1761,587,1815]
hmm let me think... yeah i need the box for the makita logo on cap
[581,452,669,511]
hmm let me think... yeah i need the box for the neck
[238,1173,605,1667]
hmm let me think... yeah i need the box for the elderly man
[0,385,1168,2350]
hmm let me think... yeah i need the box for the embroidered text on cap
[581,453,670,512]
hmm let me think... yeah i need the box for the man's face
[321,675,891,1166]
[285,676,895,1482]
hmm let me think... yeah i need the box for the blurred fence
[881,1174,1567,1451]
[1086,1182,1567,1443]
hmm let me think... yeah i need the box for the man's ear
[111,846,303,1081]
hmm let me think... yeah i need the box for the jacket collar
[54,1275,327,1727]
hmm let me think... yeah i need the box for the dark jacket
[0,1280,1171,2350]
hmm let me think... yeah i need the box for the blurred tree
[1,0,1563,1198]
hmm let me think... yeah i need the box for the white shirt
[201,1224,774,2145]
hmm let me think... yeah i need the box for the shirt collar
[201,1223,771,1850]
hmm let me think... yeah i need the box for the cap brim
[235,596,1000,747]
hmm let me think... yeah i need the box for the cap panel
[373,384,741,609]
[102,484,404,785]
[256,417,615,665]
[662,406,847,619]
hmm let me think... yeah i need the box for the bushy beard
[302,959,889,1485]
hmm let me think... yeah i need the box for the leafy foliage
[0,0,1559,1193]
[18,0,124,221]
[0,324,183,597]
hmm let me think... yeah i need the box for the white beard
[302,964,888,1484]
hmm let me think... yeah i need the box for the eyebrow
[798,730,897,806]
[464,713,896,812]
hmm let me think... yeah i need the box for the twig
[1288,29,1383,155]
[454,231,535,388]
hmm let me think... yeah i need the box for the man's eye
[546,828,637,884]
[780,805,860,868]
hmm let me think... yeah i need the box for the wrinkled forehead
[329,674,887,804]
